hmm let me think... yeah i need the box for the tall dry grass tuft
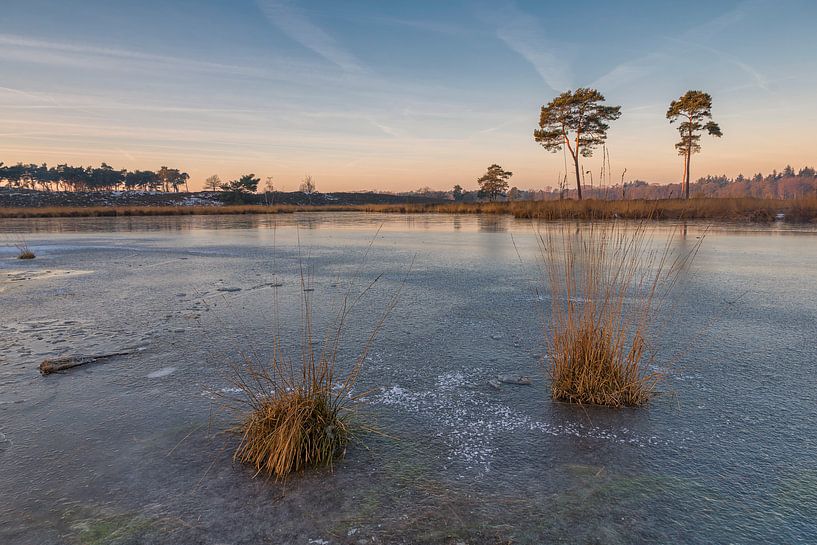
[226,232,406,479]
[15,239,35,259]
[539,221,702,407]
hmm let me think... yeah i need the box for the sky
[1,0,816,192]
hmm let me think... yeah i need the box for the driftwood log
[39,352,131,376]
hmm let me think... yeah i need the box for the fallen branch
[39,352,131,375]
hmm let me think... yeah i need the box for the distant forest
[1,160,816,201]
[546,165,817,201]
[0,162,190,192]
[401,165,817,201]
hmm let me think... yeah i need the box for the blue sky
[1,0,815,191]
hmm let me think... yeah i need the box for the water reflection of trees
[477,215,508,233]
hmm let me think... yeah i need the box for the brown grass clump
[539,221,702,407]
[227,234,405,479]
[15,240,35,259]
[234,384,348,478]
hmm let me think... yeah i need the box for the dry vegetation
[226,237,405,479]
[15,240,35,259]
[539,221,702,407]
[0,204,299,218]
[369,197,817,222]
[1,197,817,221]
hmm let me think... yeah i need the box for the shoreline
[1,197,816,222]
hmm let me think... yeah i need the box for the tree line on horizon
[0,162,191,193]
[3,158,815,202]
[0,163,321,199]
[443,165,817,203]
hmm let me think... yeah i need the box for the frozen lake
[1,213,816,544]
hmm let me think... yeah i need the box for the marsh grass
[15,239,35,259]
[224,230,406,479]
[2,197,816,221]
[539,221,703,407]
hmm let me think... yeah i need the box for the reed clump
[228,238,403,479]
[540,221,701,407]
[234,380,349,478]
[15,240,35,259]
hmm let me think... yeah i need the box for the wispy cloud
[257,0,363,72]
[365,15,471,36]
[591,52,667,90]
[681,0,760,42]
[488,1,571,91]
[365,117,401,138]
[0,85,58,103]
[0,32,376,91]
[669,38,771,92]
[592,0,766,92]
[0,34,267,77]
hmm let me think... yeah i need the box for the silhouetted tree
[156,166,189,192]
[477,164,512,201]
[56,164,90,191]
[220,173,260,203]
[667,91,722,199]
[124,170,159,191]
[89,163,125,191]
[204,174,222,191]
[534,88,621,200]
[452,184,464,201]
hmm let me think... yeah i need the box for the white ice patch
[147,367,176,378]
[220,387,243,394]
[435,371,469,390]
[200,386,260,400]
[372,372,673,474]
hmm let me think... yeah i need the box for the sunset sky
[2,0,815,192]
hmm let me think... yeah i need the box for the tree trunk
[684,150,691,199]
[573,154,582,200]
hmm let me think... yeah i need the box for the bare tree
[299,175,316,194]
[204,174,221,192]
[264,176,274,205]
